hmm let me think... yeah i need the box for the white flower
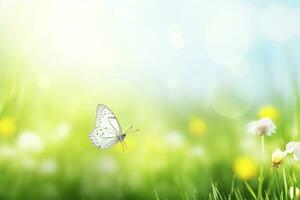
[20,156,37,170]
[40,159,57,175]
[0,145,16,158]
[285,141,300,160]
[190,146,204,158]
[289,187,300,199]
[164,131,185,149]
[17,131,44,153]
[272,148,285,167]
[56,123,71,140]
[246,118,276,136]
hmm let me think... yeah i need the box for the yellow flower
[234,156,257,180]
[258,106,279,120]
[0,117,16,137]
[272,148,285,167]
[188,117,207,137]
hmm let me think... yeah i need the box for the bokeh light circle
[167,24,184,50]
[261,4,298,42]
[202,1,258,67]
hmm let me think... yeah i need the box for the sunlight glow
[167,24,184,50]
[37,75,52,90]
[262,4,298,42]
[11,1,114,73]
[203,1,258,67]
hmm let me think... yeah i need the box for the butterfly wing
[89,128,119,149]
[96,104,122,134]
[89,104,122,149]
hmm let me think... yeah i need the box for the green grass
[208,162,300,200]
[1,63,300,200]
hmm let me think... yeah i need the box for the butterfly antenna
[125,126,133,134]
[128,128,140,134]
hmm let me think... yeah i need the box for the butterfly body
[117,134,126,142]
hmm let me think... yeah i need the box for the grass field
[1,67,300,199]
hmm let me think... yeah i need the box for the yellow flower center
[272,149,284,168]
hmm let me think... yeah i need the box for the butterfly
[89,104,139,151]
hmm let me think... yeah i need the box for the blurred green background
[1,0,300,199]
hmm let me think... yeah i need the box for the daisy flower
[285,141,300,160]
[272,148,285,167]
[246,118,276,136]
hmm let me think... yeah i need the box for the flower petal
[293,147,300,161]
[286,141,300,154]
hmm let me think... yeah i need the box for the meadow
[1,66,300,199]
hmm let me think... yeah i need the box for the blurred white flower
[246,118,276,136]
[20,156,37,170]
[56,123,71,140]
[40,159,57,175]
[190,146,204,158]
[0,145,16,158]
[98,156,118,174]
[17,131,44,153]
[289,187,300,199]
[272,148,285,167]
[164,131,185,149]
[285,141,300,160]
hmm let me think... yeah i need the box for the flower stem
[282,167,288,200]
[260,135,265,176]
[261,135,265,160]
[275,168,281,197]
[258,135,265,199]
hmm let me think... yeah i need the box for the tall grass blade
[244,180,257,199]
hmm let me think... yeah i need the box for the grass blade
[244,180,257,199]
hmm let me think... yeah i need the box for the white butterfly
[89,104,139,150]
